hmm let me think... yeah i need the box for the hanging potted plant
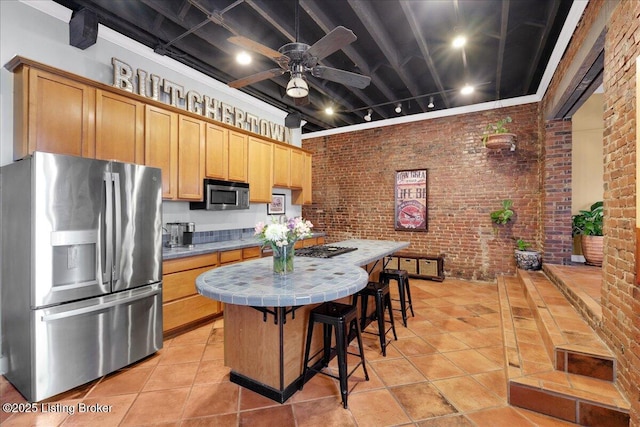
[482,116,516,150]
[514,238,542,270]
[490,199,514,225]
[571,201,603,267]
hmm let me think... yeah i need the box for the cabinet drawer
[242,246,262,259]
[163,253,217,274]
[162,294,220,333]
[418,259,439,277]
[163,266,213,302]
[399,258,418,274]
[220,249,243,264]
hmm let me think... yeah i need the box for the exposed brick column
[543,119,573,265]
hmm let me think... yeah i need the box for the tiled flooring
[1,278,584,426]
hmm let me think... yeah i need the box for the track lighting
[395,103,402,114]
[461,84,474,95]
[428,96,434,108]
[364,109,372,122]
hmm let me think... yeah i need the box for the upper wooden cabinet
[7,57,312,205]
[12,65,95,160]
[228,130,248,183]
[95,89,144,163]
[290,148,304,189]
[292,152,312,205]
[177,115,205,200]
[248,136,273,203]
[273,144,291,188]
[145,105,178,199]
[205,124,249,183]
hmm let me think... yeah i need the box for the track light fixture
[428,96,434,108]
[364,109,372,122]
[395,103,402,114]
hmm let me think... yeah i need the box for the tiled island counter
[195,239,409,403]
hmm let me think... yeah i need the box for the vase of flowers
[255,217,313,275]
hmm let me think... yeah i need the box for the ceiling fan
[227,3,370,106]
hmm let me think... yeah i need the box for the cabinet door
[205,122,229,179]
[248,136,274,203]
[145,105,178,199]
[228,130,248,182]
[95,89,143,163]
[178,115,205,200]
[273,144,291,188]
[290,149,304,189]
[24,68,95,159]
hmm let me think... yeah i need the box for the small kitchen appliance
[189,179,250,211]
[165,222,195,248]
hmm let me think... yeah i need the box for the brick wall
[601,0,640,422]
[540,0,640,423]
[302,104,540,281]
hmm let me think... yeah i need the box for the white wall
[0,0,303,372]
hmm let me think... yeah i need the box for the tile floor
[1,278,582,426]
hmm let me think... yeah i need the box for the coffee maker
[166,222,195,248]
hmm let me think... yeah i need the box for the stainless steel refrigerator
[1,151,163,402]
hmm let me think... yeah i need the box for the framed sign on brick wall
[394,169,428,231]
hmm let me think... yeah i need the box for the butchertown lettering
[112,58,292,144]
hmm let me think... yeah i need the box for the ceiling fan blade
[228,68,286,88]
[228,36,290,67]
[311,66,371,89]
[305,26,357,65]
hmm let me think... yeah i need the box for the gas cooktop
[295,245,358,258]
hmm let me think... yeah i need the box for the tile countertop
[162,232,326,260]
[195,239,409,307]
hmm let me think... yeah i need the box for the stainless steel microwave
[190,179,250,210]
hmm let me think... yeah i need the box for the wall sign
[112,58,292,143]
[395,169,428,231]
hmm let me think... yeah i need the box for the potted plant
[490,199,514,225]
[514,238,542,270]
[571,201,603,266]
[482,116,516,150]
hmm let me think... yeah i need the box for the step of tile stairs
[498,271,630,426]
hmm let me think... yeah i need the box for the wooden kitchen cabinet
[95,89,144,163]
[145,105,178,199]
[273,144,291,188]
[177,115,205,200]
[228,130,248,182]
[219,249,243,265]
[11,64,95,160]
[205,122,229,179]
[292,152,312,205]
[162,253,220,335]
[290,149,304,189]
[248,136,274,203]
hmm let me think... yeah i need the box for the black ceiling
[53,0,574,133]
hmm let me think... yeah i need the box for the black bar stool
[356,281,397,356]
[380,269,414,327]
[300,301,369,408]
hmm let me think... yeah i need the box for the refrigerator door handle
[112,172,122,282]
[103,173,113,284]
[40,286,161,322]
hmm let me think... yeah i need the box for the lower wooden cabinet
[162,253,220,335]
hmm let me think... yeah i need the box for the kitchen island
[195,239,409,403]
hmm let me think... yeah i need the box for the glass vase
[272,243,295,275]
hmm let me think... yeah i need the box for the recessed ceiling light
[236,51,251,65]
[325,107,334,115]
[461,84,474,95]
[452,35,467,48]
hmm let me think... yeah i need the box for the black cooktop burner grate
[295,245,358,258]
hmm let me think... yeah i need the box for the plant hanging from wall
[490,199,514,225]
[481,116,516,150]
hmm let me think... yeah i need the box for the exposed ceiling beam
[495,0,509,100]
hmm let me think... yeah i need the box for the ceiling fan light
[286,76,309,98]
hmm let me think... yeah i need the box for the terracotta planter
[484,133,516,149]
[580,235,603,267]
[515,250,542,270]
